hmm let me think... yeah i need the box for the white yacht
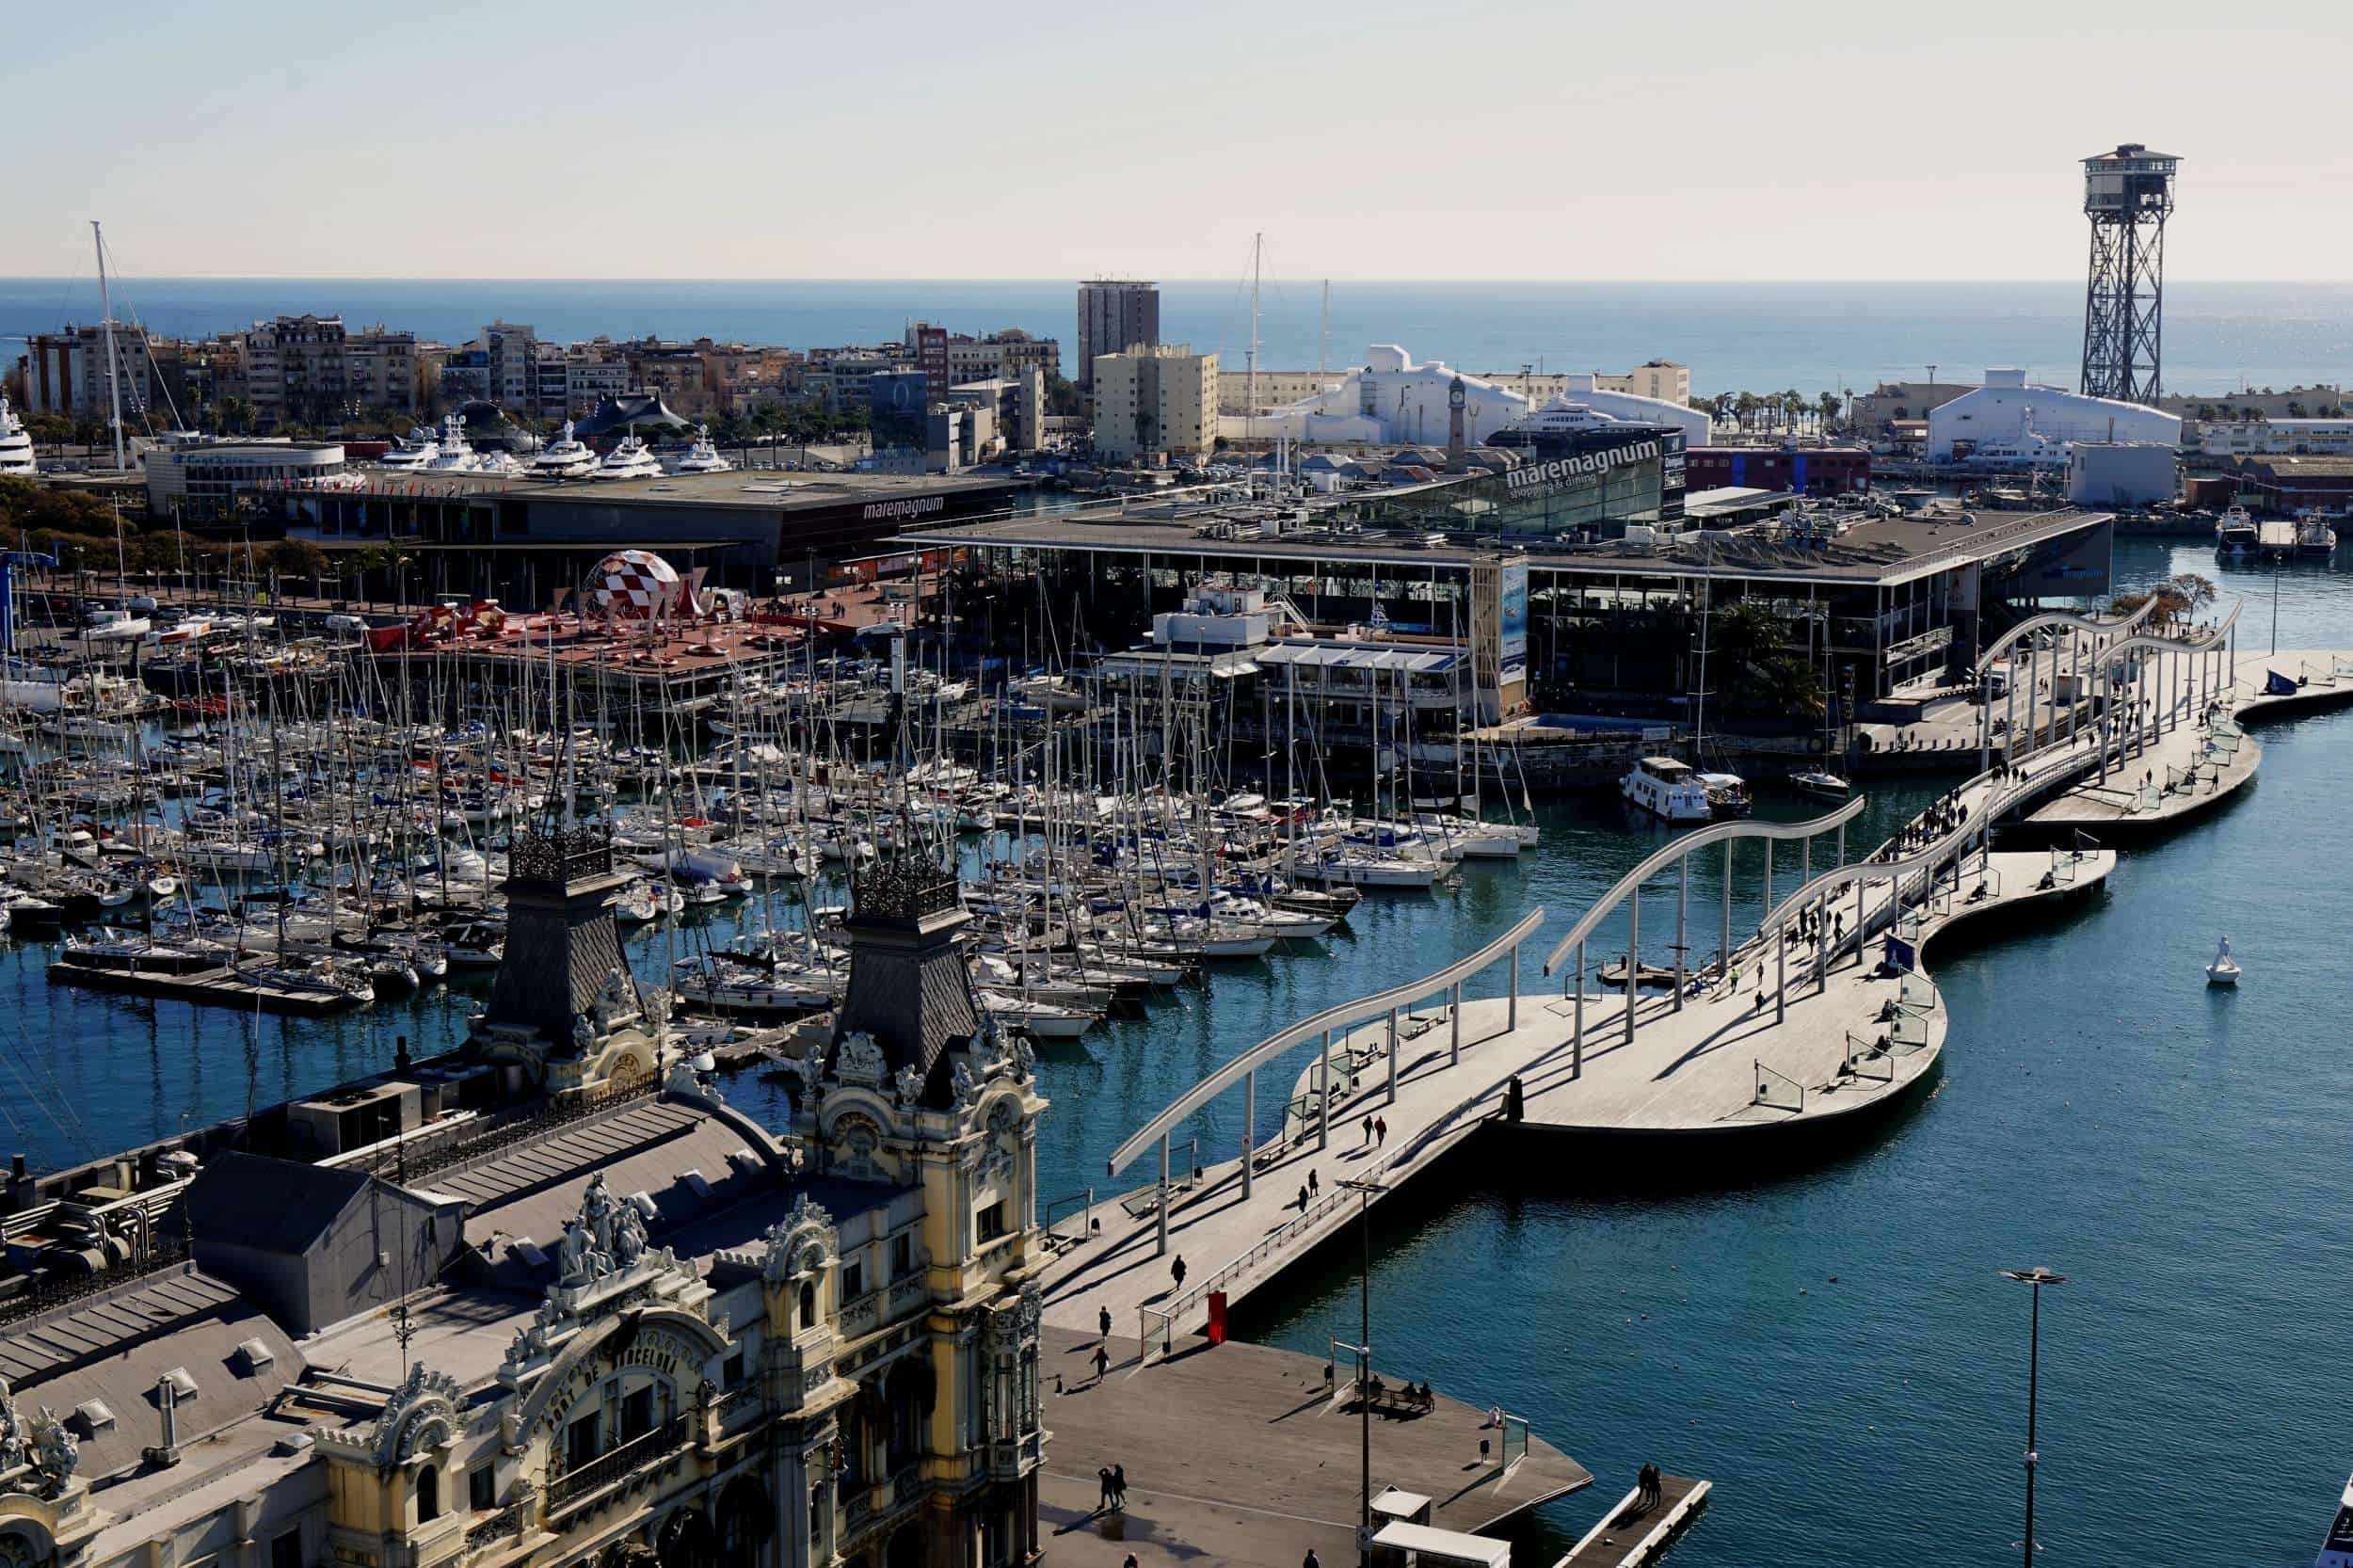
[376,425,440,472]
[2314,1472,2353,1568]
[666,424,734,475]
[0,394,35,477]
[529,420,600,480]
[1622,756,1713,823]
[423,413,488,472]
[594,432,664,480]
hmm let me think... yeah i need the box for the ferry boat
[595,433,664,480]
[2215,505,2259,552]
[529,420,600,480]
[1622,756,1713,823]
[666,424,734,475]
[2297,509,2339,556]
[0,394,35,477]
[376,425,440,472]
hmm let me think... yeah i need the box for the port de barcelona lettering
[1502,439,1662,495]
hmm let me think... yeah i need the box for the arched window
[798,1282,817,1329]
[417,1464,440,1523]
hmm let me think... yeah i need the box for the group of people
[1096,1464,1129,1512]
[1359,1114,1387,1148]
[1293,1168,1321,1211]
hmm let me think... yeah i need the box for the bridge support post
[1508,946,1519,1032]
[1625,886,1641,1045]
[1386,1007,1399,1106]
[1157,1133,1170,1258]
[1775,917,1787,1027]
[1573,939,1585,1077]
[1721,840,1734,979]
[1318,1029,1331,1152]
[1836,820,1846,868]
[1241,1070,1256,1200]
[1674,857,1688,1013]
[1450,981,1461,1064]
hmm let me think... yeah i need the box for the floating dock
[1556,1474,1711,1568]
[46,959,365,1016]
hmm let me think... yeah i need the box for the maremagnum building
[0,838,1048,1568]
[896,445,2116,728]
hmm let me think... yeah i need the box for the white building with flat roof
[1928,368,2179,460]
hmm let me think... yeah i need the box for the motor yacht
[376,425,440,472]
[2216,505,2259,552]
[1622,756,1713,823]
[1786,768,1851,803]
[529,420,600,480]
[1698,771,1753,818]
[2297,510,2339,556]
[666,424,734,475]
[594,432,664,480]
[0,394,35,477]
[2313,1471,2353,1567]
[422,413,487,472]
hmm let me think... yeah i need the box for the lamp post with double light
[1999,1266,2066,1568]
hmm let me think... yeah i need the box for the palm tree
[1817,391,1843,433]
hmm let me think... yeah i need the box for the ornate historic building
[0,840,1047,1568]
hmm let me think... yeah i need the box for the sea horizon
[7,276,2351,399]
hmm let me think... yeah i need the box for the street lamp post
[1341,1177,1386,1567]
[1999,1266,2066,1568]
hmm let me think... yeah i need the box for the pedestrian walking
[1361,1115,1374,1147]
[1374,1116,1387,1146]
[1093,1344,1110,1382]
[1297,1184,1309,1211]
[1172,1255,1187,1291]
[1303,1550,1321,1568]
[1098,1466,1115,1511]
[1308,1169,1320,1196]
[1098,1304,1112,1340]
[1112,1464,1128,1507]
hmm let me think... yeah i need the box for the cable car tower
[2079,144,2179,405]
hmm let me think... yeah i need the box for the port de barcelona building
[0,837,1048,1568]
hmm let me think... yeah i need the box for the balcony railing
[547,1417,690,1515]
[465,1500,531,1554]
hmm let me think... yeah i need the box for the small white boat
[2205,935,2241,987]
[2314,1471,2353,1568]
[1787,769,1851,802]
[0,394,36,477]
[977,987,1095,1040]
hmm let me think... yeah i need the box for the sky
[4,0,2349,283]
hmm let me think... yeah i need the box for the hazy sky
[7,0,2347,282]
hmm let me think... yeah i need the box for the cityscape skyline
[8,0,2350,282]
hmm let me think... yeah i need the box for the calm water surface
[2,540,2346,1563]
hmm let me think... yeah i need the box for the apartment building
[1091,344,1217,459]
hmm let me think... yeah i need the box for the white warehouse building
[1223,344,1712,448]
[1929,367,2179,460]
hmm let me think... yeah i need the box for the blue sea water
[0,540,2344,1560]
[5,278,2353,399]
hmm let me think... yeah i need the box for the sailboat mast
[1247,232,1261,494]
[93,221,125,472]
[1318,279,1329,378]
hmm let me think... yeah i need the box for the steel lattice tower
[2079,143,2179,405]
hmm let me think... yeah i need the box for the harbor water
[0,537,2345,1563]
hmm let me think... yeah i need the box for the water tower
[2078,143,2179,405]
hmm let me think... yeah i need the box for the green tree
[1708,600,1824,718]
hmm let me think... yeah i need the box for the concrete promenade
[1036,1327,1590,1568]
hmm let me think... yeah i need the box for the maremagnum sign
[1502,437,1662,497]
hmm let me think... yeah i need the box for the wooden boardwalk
[2027,648,2353,832]
[1040,845,2114,1342]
